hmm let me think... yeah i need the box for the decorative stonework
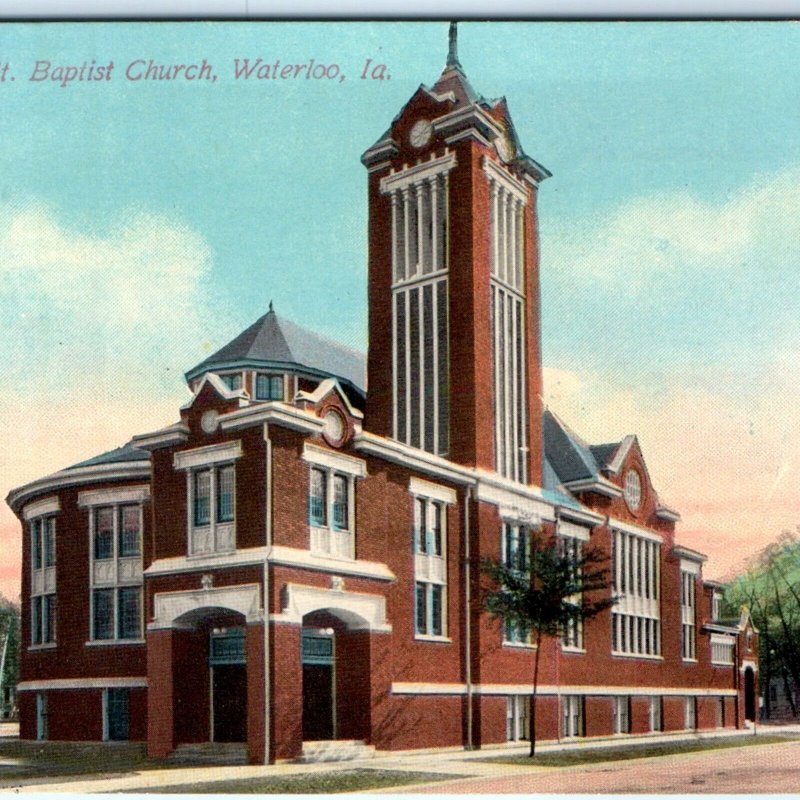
[149,582,262,629]
[271,583,391,632]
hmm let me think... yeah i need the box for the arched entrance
[301,609,371,743]
[744,666,756,721]
[172,606,248,744]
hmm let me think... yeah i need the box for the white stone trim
[269,545,394,581]
[483,156,528,204]
[272,582,391,632]
[149,583,262,629]
[680,558,701,576]
[564,476,623,498]
[18,676,147,691]
[302,443,367,478]
[379,151,457,195]
[607,435,636,475]
[352,431,475,486]
[78,485,150,508]
[674,545,707,564]
[8,462,152,513]
[474,471,556,522]
[220,403,325,435]
[409,476,457,505]
[392,682,467,695]
[609,518,663,544]
[740,659,758,674]
[557,519,591,542]
[180,372,249,410]
[174,441,243,471]
[23,496,60,521]
[132,423,189,451]
[145,547,266,575]
[391,682,738,697]
[294,377,364,420]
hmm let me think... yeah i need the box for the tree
[482,528,615,755]
[725,529,800,718]
[0,597,20,720]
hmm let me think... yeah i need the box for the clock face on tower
[409,119,433,149]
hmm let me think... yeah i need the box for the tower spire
[446,21,462,70]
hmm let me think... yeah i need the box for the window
[81,490,147,644]
[385,159,452,457]
[507,695,530,741]
[684,696,697,730]
[681,568,697,660]
[501,523,532,645]
[31,594,56,646]
[712,589,722,620]
[612,529,661,657]
[560,533,584,650]
[255,373,283,401]
[36,692,47,741]
[649,696,663,732]
[177,445,240,557]
[613,696,631,734]
[562,695,584,738]
[412,489,450,639]
[310,468,327,527]
[29,514,57,646]
[105,688,130,741]
[309,468,354,558]
[220,372,243,391]
[487,163,528,484]
[303,445,365,561]
[716,696,725,728]
[710,634,735,666]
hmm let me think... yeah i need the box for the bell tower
[361,24,550,486]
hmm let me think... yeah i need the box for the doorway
[744,666,756,721]
[302,630,334,741]
[209,628,247,743]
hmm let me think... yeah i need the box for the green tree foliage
[482,529,615,755]
[0,596,20,718]
[725,530,800,718]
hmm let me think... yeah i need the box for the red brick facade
[7,38,757,763]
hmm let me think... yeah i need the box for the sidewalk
[10,724,800,794]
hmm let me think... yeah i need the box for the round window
[322,409,345,446]
[624,470,642,512]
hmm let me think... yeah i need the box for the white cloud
[0,201,217,390]
[546,165,800,289]
[543,360,800,580]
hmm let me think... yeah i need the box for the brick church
[7,25,757,763]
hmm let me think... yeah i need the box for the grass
[480,733,800,768]
[120,768,457,794]
[0,739,156,784]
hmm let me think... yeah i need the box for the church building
[6,26,758,763]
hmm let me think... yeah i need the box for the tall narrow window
[612,529,661,657]
[255,373,283,401]
[487,163,528,484]
[613,696,631,734]
[119,506,141,558]
[501,523,532,645]
[217,465,235,523]
[332,475,348,531]
[412,491,448,638]
[560,534,584,650]
[29,514,57,647]
[681,568,697,660]
[310,468,327,527]
[385,160,452,457]
[194,470,211,527]
[563,695,584,738]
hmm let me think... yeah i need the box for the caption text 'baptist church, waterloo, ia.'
[7,25,758,764]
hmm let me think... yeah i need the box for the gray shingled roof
[589,442,621,472]
[67,441,149,470]
[185,309,366,395]
[542,408,602,484]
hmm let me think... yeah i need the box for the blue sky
[1,21,799,595]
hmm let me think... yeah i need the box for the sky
[1,20,799,599]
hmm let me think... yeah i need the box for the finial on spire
[447,21,462,70]
[269,299,274,312]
